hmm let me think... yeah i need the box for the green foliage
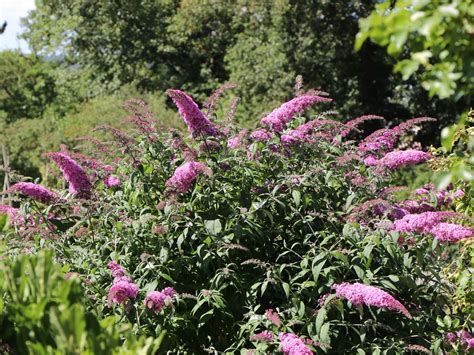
[2,93,472,353]
[0,51,58,122]
[0,250,163,354]
[357,0,474,100]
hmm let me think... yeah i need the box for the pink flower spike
[378,150,430,169]
[429,223,474,243]
[332,282,412,319]
[167,89,219,137]
[166,162,212,193]
[250,129,272,142]
[45,152,92,199]
[250,330,274,343]
[265,309,282,327]
[104,176,121,188]
[108,280,138,305]
[261,95,332,132]
[9,182,58,204]
[279,333,314,354]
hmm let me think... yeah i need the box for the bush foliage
[0,88,472,353]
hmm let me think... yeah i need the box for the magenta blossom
[363,155,378,167]
[107,261,126,278]
[167,89,218,137]
[108,280,139,305]
[166,162,212,193]
[45,152,92,198]
[104,176,121,188]
[265,309,281,327]
[392,211,457,234]
[429,223,474,243]
[378,150,430,169]
[250,331,273,343]
[250,129,272,142]
[9,182,58,204]
[279,333,314,355]
[261,95,332,132]
[332,282,412,318]
[0,205,23,225]
[144,287,176,312]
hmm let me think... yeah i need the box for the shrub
[0,249,163,354]
[1,88,472,353]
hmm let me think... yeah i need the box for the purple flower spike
[45,152,92,199]
[167,89,219,137]
[261,95,332,132]
[9,182,58,204]
[332,282,412,318]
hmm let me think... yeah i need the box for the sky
[0,0,36,51]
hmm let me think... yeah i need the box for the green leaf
[292,190,301,207]
[315,308,327,334]
[205,219,222,236]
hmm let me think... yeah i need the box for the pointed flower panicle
[167,89,219,137]
[279,333,314,355]
[332,282,412,318]
[9,182,58,204]
[166,162,212,193]
[104,176,121,188]
[108,280,139,305]
[0,205,23,225]
[358,128,398,152]
[250,330,274,343]
[392,211,458,233]
[108,260,126,278]
[378,150,430,169]
[144,287,177,313]
[429,223,474,243]
[250,129,273,142]
[45,152,92,198]
[261,95,332,132]
[341,115,384,137]
[265,309,282,327]
[393,117,436,134]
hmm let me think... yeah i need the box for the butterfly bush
[144,287,176,312]
[429,223,474,243]
[167,89,219,137]
[378,150,431,169]
[104,176,121,188]
[279,333,314,355]
[165,161,212,193]
[9,182,59,204]
[261,94,332,132]
[45,152,92,198]
[250,331,273,343]
[2,86,472,353]
[332,283,412,319]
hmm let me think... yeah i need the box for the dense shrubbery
[0,88,472,353]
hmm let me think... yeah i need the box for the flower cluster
[107,260,138,305]
[392,211,457,234]
[279,333,314,355]
[332,282,412,318]
[250,330,273,343]
[45,152,92,198]
[429,223,474,243]
[261,95,332,132]
[104,176,121,188]
[378,150,430,169]
[265,309,282,327]
[108,280,139,305]
[9,182,59,204]
[445,330,474,351]
[166,161,212,193]
[167,89,219,137]
[250,129,273,142]
[144,287,177,313]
